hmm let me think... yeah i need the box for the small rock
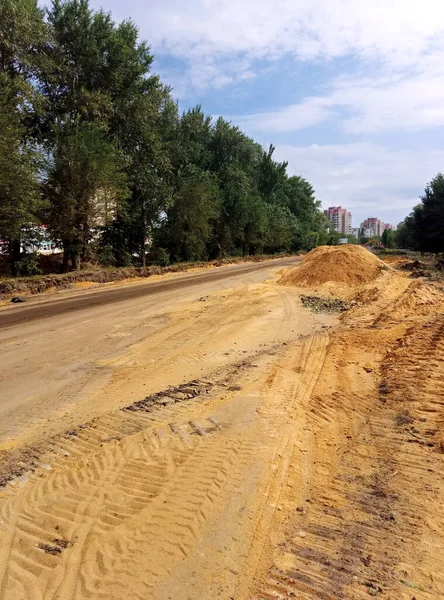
[180,387,200,395]
[157,396,175,406]
[11,296,25,303]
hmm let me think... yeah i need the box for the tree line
[396,174,444,254]
[0,0,331,275]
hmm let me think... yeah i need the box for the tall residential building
[361,217,381,237]
[360,218,393,237]
[324,206,352,234]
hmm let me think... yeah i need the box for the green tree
[0,0,326,276]
[46,121,127,270]
[109,84,177,266]
[0,0,45,89]
[39,0,171,268]
[0,95,43,268]
[0,0,45,269]
[418,174,444,254]
[264,204,298,252]
[382,228,395,248]
[394,205,423,251]
[397,175,444,254]
[156,167,220,262]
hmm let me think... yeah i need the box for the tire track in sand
[236,331,330,600]
[249,320,444,600]
[0,416,221,600]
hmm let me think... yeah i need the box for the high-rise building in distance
[324,206,352,234]
[360,218,393,237]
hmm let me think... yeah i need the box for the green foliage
[397,175,444,253]
[0,93,44,252]
[418,174,444,253]
[264,204,298,251]
[324,230,342,246]
[154,247,170,267]
[0,0,327,275]
[157,167,220,262]
[97,244,116,267]
[381,228,395,248]
[13,251,42,276]
[347,235,360,245]
[0,0,46,268]
[46,121,128,269]
[394,219,415,249]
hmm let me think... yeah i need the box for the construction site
[0,246,443,600]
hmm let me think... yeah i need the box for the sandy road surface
[1,250,444,600]
[0,258,301,329]
[0,257,301,446]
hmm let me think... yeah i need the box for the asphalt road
[0,257,301,330]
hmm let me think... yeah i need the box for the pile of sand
[378,280,444,322]
[280,245,386,288]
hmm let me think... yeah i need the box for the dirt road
[0,257,301,445]
[1,250,443,600]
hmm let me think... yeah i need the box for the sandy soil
[0,250,444,600]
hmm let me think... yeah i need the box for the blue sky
[44,0,444,227]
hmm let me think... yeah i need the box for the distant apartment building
[324,206,352,234]
[360,218,393,237]
[361,217,382,237]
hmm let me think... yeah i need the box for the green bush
[98,244,116,267]
[13,252,42,276]
[155,247,170,267]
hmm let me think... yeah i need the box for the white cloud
[230,65,444,135]
[86,0,444,93]
[271,142,444,223]
[141,0,444,62]
[81,0,444,222]
[130,0,444,90]
[234,97,333,132]
[332,70,444,134]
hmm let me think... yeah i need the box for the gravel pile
[300,294,355,314]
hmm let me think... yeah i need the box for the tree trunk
[9,239,21,276]
[141,237,146,267]
[62,240,70,273]
[71,251,81,271]
[140,203,146,267]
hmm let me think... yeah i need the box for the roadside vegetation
[395,174,444,254]
[0,0,334,277]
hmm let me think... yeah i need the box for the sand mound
[280,245,386,288]
[378,281,444,322]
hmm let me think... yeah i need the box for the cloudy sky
[56,0,444,226]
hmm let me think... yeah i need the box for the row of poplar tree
[0,0,331,273]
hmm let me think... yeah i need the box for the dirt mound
[378,280,444,322]
[279,245,386,288]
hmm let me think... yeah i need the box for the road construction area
[0,249,443,600]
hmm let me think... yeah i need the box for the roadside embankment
[0,253,297,300]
